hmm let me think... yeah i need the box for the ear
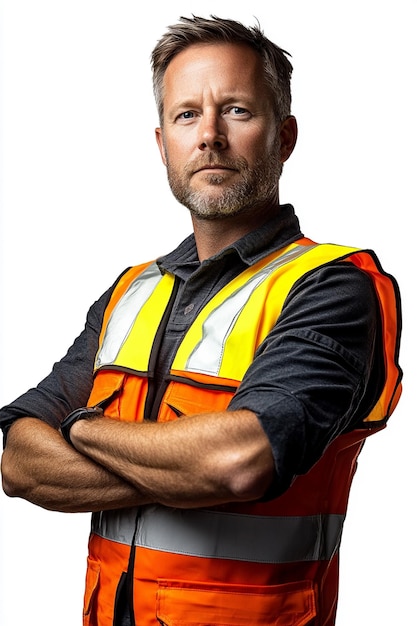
[155,127,167,166]
[279,116,298,164]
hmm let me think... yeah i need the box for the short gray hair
[151,15,293,125]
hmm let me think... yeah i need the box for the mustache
[185,152,248,175]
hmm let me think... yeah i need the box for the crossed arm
[1,262,380,514]
[1,409,274,512]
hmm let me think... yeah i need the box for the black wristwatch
[61,406,103,447]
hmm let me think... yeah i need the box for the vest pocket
[161,380,234,422]
[88,370,126,407]
[83,557,100,626]
[156,578,316,626]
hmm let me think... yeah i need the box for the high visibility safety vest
[84,238,402,626]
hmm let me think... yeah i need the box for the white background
[0,1,415,624]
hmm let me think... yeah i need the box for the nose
[198,112,228,151]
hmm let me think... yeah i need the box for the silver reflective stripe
[95,263,162,368]
[91,505,344,564]
[92,508,139,545]
[186,244,317,375]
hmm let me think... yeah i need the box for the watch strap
[61,406,103,446]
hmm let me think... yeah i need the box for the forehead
[163,42,265,97]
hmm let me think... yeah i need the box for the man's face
[155,43,283,219]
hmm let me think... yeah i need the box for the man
[0,15,402,626]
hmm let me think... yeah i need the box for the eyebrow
[167,93,255,113]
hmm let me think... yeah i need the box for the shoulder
[287,260,378,316]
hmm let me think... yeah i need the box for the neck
[191,202,281,261]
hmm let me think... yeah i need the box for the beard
[165,141,283,220]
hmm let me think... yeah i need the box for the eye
[177,110,195,120]
[224,106,251,119]
[231,107,247,115]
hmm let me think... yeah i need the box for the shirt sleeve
[0,281,119,440]
[228,261,385,497]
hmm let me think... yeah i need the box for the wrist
[61,407,103,447]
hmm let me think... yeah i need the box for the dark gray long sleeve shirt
[0,205,384,494]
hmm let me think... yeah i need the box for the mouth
[194,165,236,174]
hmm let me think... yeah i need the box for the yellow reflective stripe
[96,241,360,378]
[96,263,174,371]
[114,272,175,371]
[91,506,344,564]
[173,243,308,376]
[173,242,358,379]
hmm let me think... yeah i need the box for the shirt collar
[157,204,303,276]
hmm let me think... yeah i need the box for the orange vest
[83,238,402,626]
